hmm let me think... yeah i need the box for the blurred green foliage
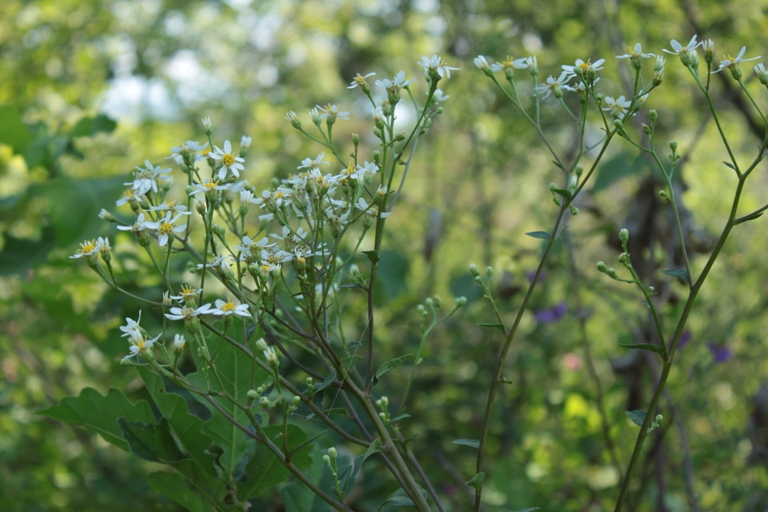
[4,0,768,510]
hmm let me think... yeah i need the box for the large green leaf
[137,367,217,474]
[147,471,210,512]
[38,388,155,452]
[187,333,266,477]
[173,459,229,504]
[236,424,314,501]
[0,105,33,154]
[40,176,125,248]
[592,151,646,192]
[118,417,186,463]
[0,226,56,276]
[280,446,329,512]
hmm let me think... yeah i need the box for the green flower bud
[619,228,629,246]
[454,296,467,307]
[469,263,480,277]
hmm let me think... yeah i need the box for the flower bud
[668,140,678,152]
[328,447,338,460]
[469,263,480,277]
[454,296,467,307]
[247,389,260,399]
[619,228,629,246]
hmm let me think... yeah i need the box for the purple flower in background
[677,330,692,350]
[708,343,732,363]
[535,302,568,324]
[526,269,547,283]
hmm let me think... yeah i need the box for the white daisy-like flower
[96,236,111,256]
[562,58,605,80]
[298,152,329,169]
[491,55,528,75]
[211,298,251,317]
[168,141,208,164]
[602,95,632,118]
[202,116,212,131]
[663,34,701,58]
[418,54,460,80]
[316,104,349,121]
[144,212,187,247]
[189,179,231,196]
[356,197,391,218]
[617,43,655,60]
[150,201,191,215]
[170,285,203,303]
[348,72,375,89]
[164,303,212,321]
[263,346,279,365]
[210,140,245,180]
[474,55,492,71]
[755,63,768,82]
[431,89,450,103]
[712,46,761,74]
[116,189,141,207]
[240,135,252,151]
[119,311,143,338]
[127,332,160,358]
[125,160,171,196]
[70,239,98,259]
[536,72,571,99]
[116,212,153,234]
[375,71,415,90]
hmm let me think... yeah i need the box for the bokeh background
[3,0,768,510]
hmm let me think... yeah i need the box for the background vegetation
[2,0,768,510]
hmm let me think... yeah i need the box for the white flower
[116,189,141,207]
[663,35,701,62]
[298,152,329,169]
[348,72,375,89]
[240,135,252,151]
[263,345,279,365]
[602,95,632,118]
[202,116,212,130]
[150,202,191,215]
[96,236,111,256]
[755,63,768,83]
[316,104,349,121]
[474,55,492,71]
[418,54,460,80]
[127,332,160,358]
[713,46,761,74]
[143,212,187,246]
[165,303,212,321]
[617,43,655,60]
[173,334,186,351]
[375,71,414,90]
[125,160,172,196]
[491,56,528,74]
[210,140,245,180]
[286,110,300,125]
[562,59,605,80]
[116,212,153,234]
[211,299,251,317]
[119,312,143,338]
[240,190,255,204]
[536,72,571,99]
[189,179,231,196]
[70,239,98,259]
[168,141,208,164]
[170,285,202,302]
[431,89,450,103]
[356,197,390,218]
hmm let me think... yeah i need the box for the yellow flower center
[221,301,236,312]
[223,154,235,166]
[80,241,96,253]
[159,222,173,235]
[181,285,196,298]
[204,181,217,190]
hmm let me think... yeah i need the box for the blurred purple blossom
[535,302,568,324]
[526,269,547,283]
[677,330,692,350]
[708,343,732,363]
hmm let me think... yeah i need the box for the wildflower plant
[50,33,768,511]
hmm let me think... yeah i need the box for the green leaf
[339,438,382,496]
[0,226,56,276]
[0,105,33,154]
[70,114,117,138]
[661,268,689,284]
[500,508,540,512]
[465,472,486,491]
[737,210,765,224]
[388,413,410,424]
[339,283,366,289]
[618,343,663,356]
[280,446,326,512]
[363,250,379,263]
[525,231,551,240]
[137,367,216,473]
[173,459,228,504]
[552,187,573,201]
[378,486,427,510]
[236,424,313,501]
[147,471,209,512]
[117,418,186,463]
[723,161,736,171]
[452,439,480,449]
[625,410,647,428]
[373,354,414,385]
[187,334,267,477]
[592,151,646,192]
[40,176,125,248]
[38,388,155,452]
[476,322,506,333]
[313,370,337,393]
